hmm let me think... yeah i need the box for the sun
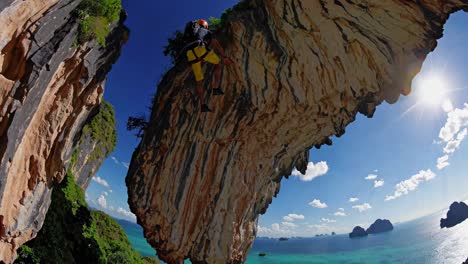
[415,74,449,107]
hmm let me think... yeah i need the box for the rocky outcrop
[0,0,128,262]
[366,219,393,234]
[70,101,117,190]
[440,201,468,228]
[126,1,468,263]
[349,226,367,238]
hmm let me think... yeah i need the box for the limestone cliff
[70,101,117,190]
[0,0,127,262]
[126,0,468,263]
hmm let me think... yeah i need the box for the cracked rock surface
[127,1,468,263]
[0,0,128,262]
[126,0,468,263]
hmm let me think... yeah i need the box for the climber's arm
[210,39,233,65]
[210,39,226,57]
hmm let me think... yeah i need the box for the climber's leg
[204,51,223,96]
[212,63,224,96]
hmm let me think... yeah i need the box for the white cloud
[291,161,329,182]
[271,223,281,232]
[374,179,385,188]
[92,176,110,188]
[117,207,137,221]
[109,156,131,170]
[365,174,378,180]
[442,99,454,113]
[436,155,450,170]
[349,197,359,203]
[305,224,334,235]
[111,156,119,165]
[103,191,108,196]
[385,169,436,201]
[321,218,336,223]
[334,211,346,216]
[309,199,328,208]
[283,214,305,222]
[439,103,468,142]
[443,128,467,154]
[333,208,346,216]
[282,222,297,228]
[109,190,113,193]
[109,206,115,211]
[97,195,107,209]
[257,222,298,237]
[352,203,372,212]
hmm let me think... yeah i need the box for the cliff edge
[0,0,128,262]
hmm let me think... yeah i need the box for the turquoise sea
[120,211,468,264]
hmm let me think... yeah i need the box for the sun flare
[415,75,449,107]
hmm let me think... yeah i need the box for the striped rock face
[127,0,468,263]
[0,0,127,262]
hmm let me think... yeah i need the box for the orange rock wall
[0,0,128,262]
[126,1,468,263]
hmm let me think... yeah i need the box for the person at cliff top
[184,19,233,112]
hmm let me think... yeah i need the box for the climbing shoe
[201,104,212,113]
[212,88,224,96]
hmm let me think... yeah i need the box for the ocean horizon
[118,210,468,264]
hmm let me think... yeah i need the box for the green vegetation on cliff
[81,101,117,163]
[15,170,158,264]
[75,0,123,46]
[69,101,117,189]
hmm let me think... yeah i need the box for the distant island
[367,219,394,234]
[440,201,468,228]
[279,237,289,241]
[350,219,394,238]
[349,226,368,238]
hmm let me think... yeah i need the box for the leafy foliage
[64,169,88,215]
[15,170,157,264]
[75,0,122,46]
[162,30,185,64]
[15,170,101,264]
[15,246,40,264]
[82,101,117,162]
[209,16,222,29]
[127,115,148,138]
[86,211,146,264]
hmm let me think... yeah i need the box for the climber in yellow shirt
[185,19,233,112]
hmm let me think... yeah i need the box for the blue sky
[85,1,468,236]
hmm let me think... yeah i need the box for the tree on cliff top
[75,0,123,46]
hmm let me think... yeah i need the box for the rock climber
[183,19,233,112]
